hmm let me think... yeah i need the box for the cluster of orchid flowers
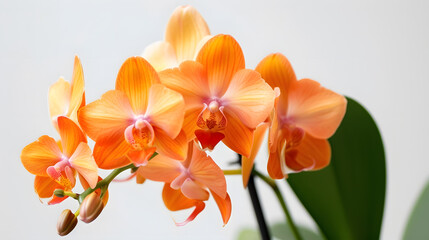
[21,5,347,236]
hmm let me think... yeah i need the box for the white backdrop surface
[1,0,428,239]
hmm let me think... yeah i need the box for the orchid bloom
[49,56,85,129]
[256,53,347,179]
[78,57,188,169]
[143,5,211,71]
[159,34,276,158]
[138,142,231,226]
[21,116,98,204]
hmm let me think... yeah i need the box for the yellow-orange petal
[93,132,131,169]
[34,175,64,199]
[287,79,347,139]
[286,135,331,171]
[68,143,98,189]
[211,191,232,226]
[142,41,177,71]
[57,116,86,158]
[196,34,245,96]
[222,112,253,158]
[68,56,85,118]
[153,128,188,161]
[223,69,275,128]
[242,122,269,188]
[115,57,160,114]
[162,183,199,211]
[188,143,226,198]
[181,179,210,201]
[21,136,62,177]
[48,77,70,126]
[183,107,201,141]
[165,6,210,62]
[255,53,297,98]
[267,150,286,179]
[78,90,134,142]
[137,154,181,182]
[159,61,210,109]
[146,84,185,139]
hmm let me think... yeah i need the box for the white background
[1,0,428,239]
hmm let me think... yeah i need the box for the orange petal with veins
[137,154,181,182]
[287,79,347,139]
[255,53,297,114]
[153,128,188,161]
[242,122,269,188]
[93,132,131,169]
[68,143,98,189]
[196,34,245,96]
[34,175,67,205]
[188,143,226,198]
[211,190,232,226]
[145,84,185,139]
[21,136,62,177]
[142,41,177,71]
[115,56,160,115]
[223,69,275,128]
[78,90,134,142]
[285,134,331,171]
[181,179,210,201]
[48,78,70,127]
[68,56,85,117]
[222,111,253,158]
[165,6,210,62]
[57,116,87,158]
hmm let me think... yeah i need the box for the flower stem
[254,170,303,240]
[238,154,271,240]
[223,169,242,175]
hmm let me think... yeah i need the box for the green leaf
[403,180,429,239]
[287,97,386,240]
[236,223,323,240]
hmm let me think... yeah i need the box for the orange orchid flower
[255,53,347,179]
[159,34,276,158]
[49,56,85,129]
[137,142,231,226]
[78,57,188,169]
[143,5,211,71]
[21,116,98,204]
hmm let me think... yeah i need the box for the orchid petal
[196,34,245,96]
[210,190,232,226]
[48,78,70,127]
[153,128,188,161]
[68,56,85,117]
[93,132,132,169]
[115,56,160,114]
[188,143,226,198]
[21,136,62,177]
[142,41,177,71]
[68,143,98,189]
[255,53,297,112]
[57,116,86,158]
[145,84,185,139]
[181,179,210,201]
[267,150,287,179]
[182,107,201,141]
[159,61,209,109]
[242,122,269,188]
[223,69,275,128]
[287,79,347,139]
[285,134,331,171]
[137,154,181,182]
[165,5,210,62]
[162,183,199,211]
[78,90,134,142]
[222,111,253,158]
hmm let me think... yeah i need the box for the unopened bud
[54,189,65,198]
[57,209,77,236]
[79,192,104,223]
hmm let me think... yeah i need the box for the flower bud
[57,209,77,236]
[79,192,104,223]
[54,189,65,198]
